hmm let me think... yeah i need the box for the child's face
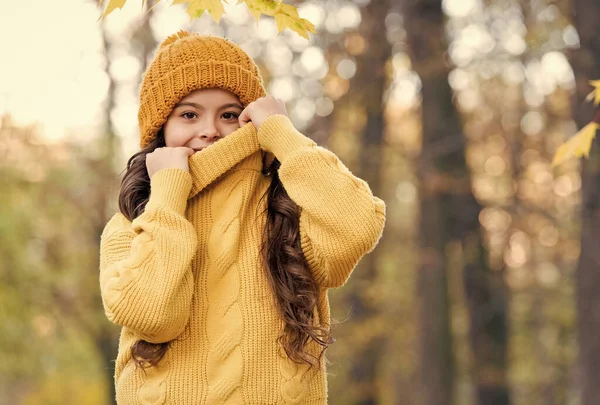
[163,88,244,152]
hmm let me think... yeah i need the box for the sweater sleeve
[99,168,197,343]
[257,115,386,289]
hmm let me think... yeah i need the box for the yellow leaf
[243,0,280,20]
[179,0,226,22]
[277,3,298,17]
[590,80,600,106]
[274,15,315,39]
[274,13,294,34]
[552,122,599,167]
[273,3,315,39]
[249,0,279,12]
[246,6,262,21]
[300,17,316,35]
[205,0,226,22]
[104,0,316,39]
[98,0,127,19]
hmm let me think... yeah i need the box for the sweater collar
[187,122,275,199]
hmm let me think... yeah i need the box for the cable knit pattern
[99,115,386,404]
[279,348,311,404]
[99,168,197,344]
[205,178,245,403]
[138,359,171,405]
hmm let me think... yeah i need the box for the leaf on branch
[552,122,599,167]
[587,80,600,106]
[98,0,127,19]
[98,0,316,39]
[241,0,316,38]
[241,0,279,21]
[274,3,315,39]
[175,0,226,22]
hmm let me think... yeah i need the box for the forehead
[180,88,241,103]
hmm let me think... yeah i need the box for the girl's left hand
[238,95,288,131]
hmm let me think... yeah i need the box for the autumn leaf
[98,0,127,19]
[241,0,280,21]
[274,3,315,39]
[274,14,315,39]
[552,122,599,167]
[241,0,316,38]
[587,80,600,106]
[98,0,315,39]
[174,0,226,22]
[553,81,600,167]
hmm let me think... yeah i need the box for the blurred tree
[401,0,509,404]
[93,13,121,405]
[93,3,157,404]
[402,1,455,403]
[569,0,600,404]
[0,115,111,404]
[327,0,392,403]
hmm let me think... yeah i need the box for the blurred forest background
[2,0,600,404]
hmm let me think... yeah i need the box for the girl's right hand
[146,147,195,179]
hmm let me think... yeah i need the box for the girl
[99,30,385,404]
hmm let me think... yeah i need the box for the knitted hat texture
[138,30,267,148]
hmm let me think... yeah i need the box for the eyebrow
[174,102,244,111]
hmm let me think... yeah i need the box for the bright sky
[0,0,254,150]
[0,0,107,142]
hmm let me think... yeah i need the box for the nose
[197,122,221,142]
[200,132,221,141]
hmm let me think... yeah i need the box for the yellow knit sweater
[99,115,386,404]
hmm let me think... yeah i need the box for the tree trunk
[94,16,120,405]
[344,0,390,403]
[569,1,600,404]
[401,1,509,404]
[93,4,157,404]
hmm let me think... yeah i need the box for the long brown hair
[118,129,333,371]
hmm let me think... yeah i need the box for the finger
[238,110,248,126]
[176,146,195,156]
[239,103,253,125]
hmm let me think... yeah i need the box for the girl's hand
[238,95,288,131]
[146,146,195,179]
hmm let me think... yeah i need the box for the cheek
[163,121,188,147]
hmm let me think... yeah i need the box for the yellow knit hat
[138,30,267,148]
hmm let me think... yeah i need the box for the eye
[222,112,239,120]
[181,112,197,119]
